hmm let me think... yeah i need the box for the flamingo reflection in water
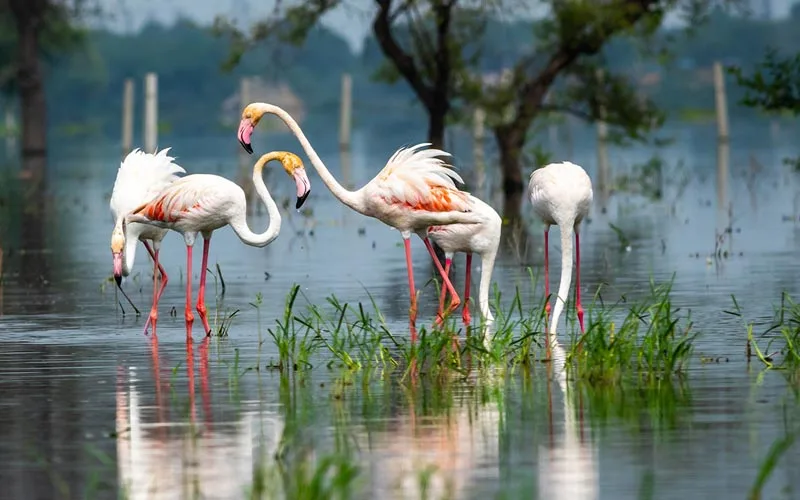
[538,340,599,500]
[115,339,283,499]
[360,376,503,498]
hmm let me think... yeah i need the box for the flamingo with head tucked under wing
[237,102,483,342]
[110,148,186,334]
[427,196,501,340]
[125,151,312,338]
[529,161,593,355]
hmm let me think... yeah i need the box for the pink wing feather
[373,143,471,213]
[131,176,219,224]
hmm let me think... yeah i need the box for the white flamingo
[110,148,186,334]
[426,196,501,337]
[125,151,311,338]
[528,161,593,352]
[237,102,484,342]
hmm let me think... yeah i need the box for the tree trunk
[426,101,447,150]
[426,101,448,266]
[495,125,526,223]
[16,11,47,164]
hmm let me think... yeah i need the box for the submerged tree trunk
[372,0,453,152]
[12,0,48,170]
[495,125,526,223]
[426,99,447,150]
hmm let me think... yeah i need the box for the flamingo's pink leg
[143,242,161,337]
[141,242,155,335]
[423,238,460,314]
[185,244,194,338]
[404,238,418,344]
[142,241,170,305]
[544,229,551,356]
[462,253,472,326]
[435,258,452,326]
[196,236,212,336]
[141,242,170,336]
[576,231,585,334]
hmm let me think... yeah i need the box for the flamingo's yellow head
[255,151,311,210]
[238,103,268,155]
[110,222,126,284]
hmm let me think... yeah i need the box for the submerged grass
[568,277,696,383]
[248,270,696,384]
[733,292,800,376]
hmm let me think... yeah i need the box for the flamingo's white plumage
[126,151,312,338]
[529,161,593,352]
[237,102,483,342]
[110,148,186,333]
[426,195,501,337]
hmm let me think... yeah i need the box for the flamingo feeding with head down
[110,148,186,334]
[426,196,501,337]
[237,102,483,342]
[529,161,593,354]
[125,151,312,338]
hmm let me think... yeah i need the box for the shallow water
[1,121,800,499]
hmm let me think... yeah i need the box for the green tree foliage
[729,47,800,167]
[6,5,795,159]
[729,49,800,115]
[215,0,735,218]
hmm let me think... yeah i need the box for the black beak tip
[114,275,122,286]
[296,190,310,210]
[239,139,253,155]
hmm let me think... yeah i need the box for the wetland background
[2,1,800,499]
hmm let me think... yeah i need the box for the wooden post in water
[143,73,158,154]
[121,78,134,156]
[339,73,352,150]
[595,69,610,213]
[713,61,730,211]
[473,106,486,192]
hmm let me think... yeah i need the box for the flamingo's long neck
[478,247,498,324]
[229,153,282,247]
[549,221,575,343]
[254,103,365,213]
[118,218,138,276]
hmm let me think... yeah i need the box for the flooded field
[1,121,799,499]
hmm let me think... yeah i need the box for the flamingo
[110,148,186,334]
[125,151,312,338]
[237,102,482,342]
[528,161,593,354]
[426,196,501,337]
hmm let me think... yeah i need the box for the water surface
[0,121,799,498]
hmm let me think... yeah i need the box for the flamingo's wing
[110,148,186,221]
[129,177,218,224]
[372,143,471,212]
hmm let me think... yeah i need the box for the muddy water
[0,122,799,499]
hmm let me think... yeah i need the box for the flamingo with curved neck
[237,102,483,342]
[126,151,312,337]
[426,194,501,341]
[110,147,186,332]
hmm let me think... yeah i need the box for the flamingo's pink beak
[293,167,311,209]
[238,119,254,154]
[112,252,123,285]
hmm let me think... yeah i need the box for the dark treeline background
[20,6,800,143]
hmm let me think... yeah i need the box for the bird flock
[110,102,593,351]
